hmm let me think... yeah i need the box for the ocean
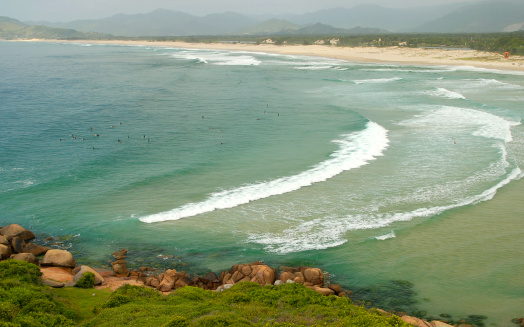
[1,40,523,325]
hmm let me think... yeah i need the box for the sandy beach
[24,38,524,72]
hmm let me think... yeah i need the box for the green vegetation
[83,283,411,327]
[146,31,524,56]
[0,260,76,326]
[0,260,412,327]
[75,272,95,289]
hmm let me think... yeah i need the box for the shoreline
[11,38,524,72]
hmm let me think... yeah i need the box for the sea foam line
[139,121,389,223]
[248,166,523,254]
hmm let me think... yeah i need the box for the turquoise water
[1,41,523,325]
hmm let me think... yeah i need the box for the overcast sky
[2,0,476,22]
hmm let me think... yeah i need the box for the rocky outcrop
[73,265,104,286]
[111,259,130,277]
[0,224,35,242]
[12,253,38,265]
[0,244,12,259]
[22,243,50,256]
[41,249,76,268]
[221,262,277,286]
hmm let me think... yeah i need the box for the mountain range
[5,1,524,38]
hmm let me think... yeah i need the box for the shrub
[0,260,41,285]
[101,294,132,309]
[162,315,189,327]
[75,272,95,289]
[0,301,16,322]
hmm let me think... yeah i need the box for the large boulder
[303,268,323,286]
[11,236,25,253]
[0,235,8,245]
[111,248,127,260]
[313,287,335,296]
[0,224,35,241]
[250,265,276,286]
[111,259,130,277]
[401,315,433,327]
[73,265,104,286]
[12,253,38,265]
[157,274,175,292]
[0,244,12,259]
[22,243,51,256]
[174,276,192,289]
[430,321,454,327]
[41,249,76,268]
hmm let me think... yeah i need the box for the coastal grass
[0,260,412,326]
[52,287,112,323]
[81,283,411,327]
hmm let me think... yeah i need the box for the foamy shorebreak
[28,38,524,72]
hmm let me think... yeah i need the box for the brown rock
[280,271,295,282]
[111,248,127,259]
[150,278,160,288]
[12,253,38,265]
[430,321,454,327]
[22,243,51,256]
[303,268,323,286]
[11,236,25,253]
[157,274,175,292]
[111,259,130,276]
[293,276,305,284]
[42,279,65,288]
[219,270,226,282]
[174,276,192,289]
[0,244,12,259]
[0,235,8,245]
[241,265,252,276]
[338,292,349,298]
[401,316,432,327]
[328,283,342,294]
[231,271,244,283]
[0,224,35,241]
[314,287,335,296]
[40,266,74,283]
[41,249,76,268]
[165,269,178,279]
[203,271,218,282]
[250,265,276,286]
[73,265,104,286]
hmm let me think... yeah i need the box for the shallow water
[1,41,523,325]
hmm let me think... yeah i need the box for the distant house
[262,38,275,44]
[398,42,408,46]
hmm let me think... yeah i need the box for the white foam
[139,121,389,223]
[170,50,261,66]
[294,66,333,70]
[425,88,466,100]
[399,106,520,142]
[466,78,523,89]
[353,77,403,84]
[374,231,396,240]
[248,167,522,254]
[363,68,455,73]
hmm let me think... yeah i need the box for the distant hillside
[276,23,387,36]
[0,16,110,39]
[417,1,524,33]
[284,3,469,32]
[46,9,257,36]
[243,19,301,34]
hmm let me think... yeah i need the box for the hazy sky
[2,0,475,22]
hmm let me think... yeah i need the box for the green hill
[0,16,111,39]
[417,1,524,33]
